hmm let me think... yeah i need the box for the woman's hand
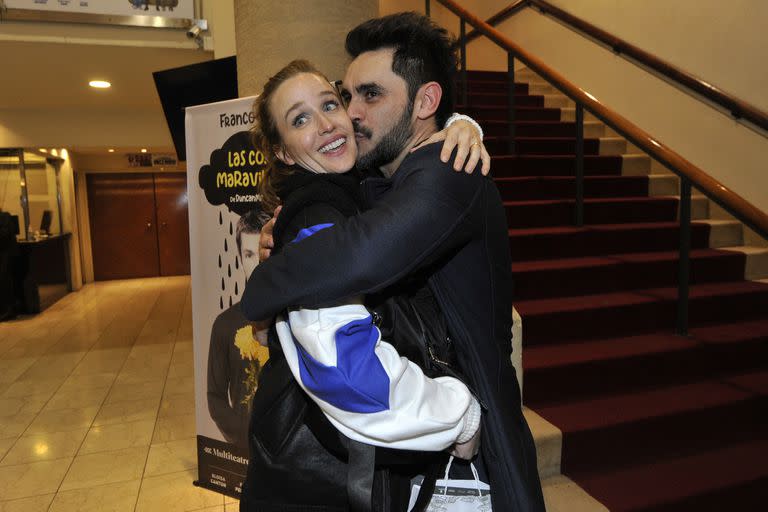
[411,119,491,175]
[258,206,281,262]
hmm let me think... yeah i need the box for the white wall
[454,1,768,222]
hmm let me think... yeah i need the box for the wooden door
[154,173,191,276]
[87,173,160,280]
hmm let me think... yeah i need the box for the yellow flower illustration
[234,325,270,363]
[234,324,270,407]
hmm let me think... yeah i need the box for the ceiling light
[140,148,147,153]
[39,148,47,153]
[89,80,111,89]
[108,149,115,153]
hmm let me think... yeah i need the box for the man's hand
[450,422,481,460]
[411,119,491,175]
[258,206,281,262]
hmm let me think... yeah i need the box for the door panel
[87,173,160,280]
[154,173,191,276]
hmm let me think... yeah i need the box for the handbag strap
[411,452,450,512]
[345,438,375,512]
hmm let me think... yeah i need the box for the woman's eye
[292,114,308,127]
[365,90,379,100]
[323,100,339,112]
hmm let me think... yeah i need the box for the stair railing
[459,0,768,135]
[427,0,768,335]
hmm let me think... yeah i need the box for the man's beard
[355,103,413,173]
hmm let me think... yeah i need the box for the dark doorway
[87,172,189,280]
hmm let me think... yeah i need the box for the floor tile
[163,375,195,396]
[1,377,62,399]
[0,429,88,466]
[0,494,55,512]
[106,380,165,404]
[49,479,141,512]
[25,406,99,435]
[0,438,15,461]
[0,413,37,439]
[43,386,111,412]
[135,469,223,511]
[158,392,196,418]
[0,458,72,500]
[93,398,160,427]
[144,438,197,476]
[60,446,148,491]
[152,413,196,444]
[0,393,51,418]
[79,419,155,454]
[57,372,117,394]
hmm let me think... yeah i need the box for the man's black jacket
[241,143,545,511]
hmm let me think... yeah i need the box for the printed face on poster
[185,97,269,498]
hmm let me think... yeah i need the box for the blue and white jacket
[275,301,481,451]
[266,171,480,452]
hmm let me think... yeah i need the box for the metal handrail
[460,0,768,134]
[429,0,768,334]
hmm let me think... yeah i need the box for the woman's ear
[413,81,442,120]
[274,145,295,166]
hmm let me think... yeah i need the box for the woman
[240,60,484,511]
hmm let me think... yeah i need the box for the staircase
[460,69,768,511]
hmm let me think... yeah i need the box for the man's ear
[274,146,295,166]
[413,81,442,120]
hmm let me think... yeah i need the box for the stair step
[494,175,649,200]
[485,136,602,155]
[493,154,624,177]
[512,249,746,299]
[698,219,744,247]
[459,92,545,107]
[516,280,768,344]
[483,120,605,138]
[571,438,768,511]
[722,245,768,280]
[462,79,529,94]
[509,222,712,261]
[461,105,562,121]
[535,371,767,473]
[524,320,768,404]
[505,196,681,228]
[647,174,679,196]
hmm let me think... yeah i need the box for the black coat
[242,144,546,511]
[240,170,420,512]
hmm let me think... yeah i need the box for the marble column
[234,0,378,96]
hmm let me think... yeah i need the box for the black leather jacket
[242,144,545,511]
[240,170,422,512]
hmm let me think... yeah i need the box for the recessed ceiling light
[140,148,147,153]
[108,149,115,153]
[89,80,111,89]
[39,148,47,153]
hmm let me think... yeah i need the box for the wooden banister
[436,0,768,240]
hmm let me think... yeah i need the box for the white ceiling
[0,40,211,109]
[0,36,213,153]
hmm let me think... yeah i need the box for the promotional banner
[4,0,194,18]
[185,97,268,498]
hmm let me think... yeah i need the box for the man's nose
[346,97,363,123]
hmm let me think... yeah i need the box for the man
[207,209,270,448]
[242,13,545,511]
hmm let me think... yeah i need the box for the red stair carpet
[461,70,768,511]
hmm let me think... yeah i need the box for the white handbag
[408,456,492,512]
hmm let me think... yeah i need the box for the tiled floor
[0,277,237,511]
[0,276,605,512]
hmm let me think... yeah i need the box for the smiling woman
[250,60,356,214]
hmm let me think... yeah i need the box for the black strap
[412,453,449,512]
[345,438,375,512]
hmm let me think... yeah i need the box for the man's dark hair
[345,12,457,126]
[236,209,269,254]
